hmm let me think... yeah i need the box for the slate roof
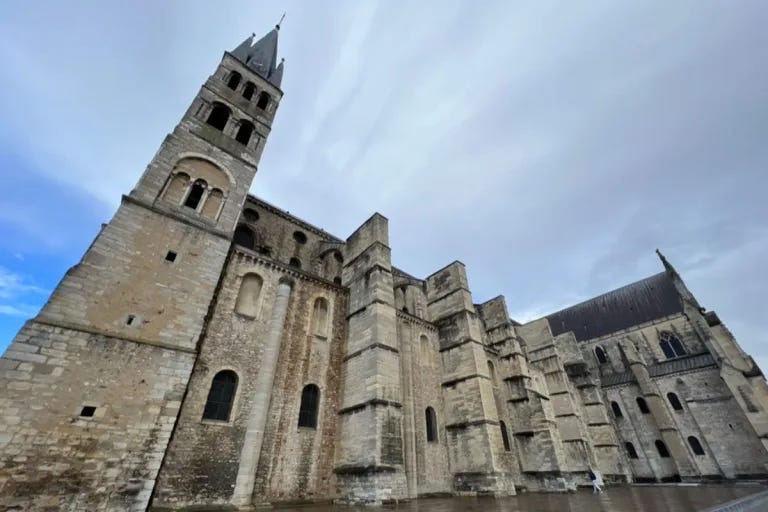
[231,28,284,88]
[546,272,683,342]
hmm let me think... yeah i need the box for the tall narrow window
[420,335,431,365]
[667,392,683,411]
[242,82,255,100]
[660,331,686,359]
[655,440,670,458]
[206,103,230,131]
[233,224,255,250]
[163,172,190,205]
[257,91,271,109]
[234,273,263,318]
[226,71,241,90]
[183,179,207,210]
[202,370,238,421]
[687,436,705,455]
[312,297,329,337]
[625,442,639,459]
[487,360,496,384]
[235,121,255,145]
[201,188,223,220]
[425,406,438,443]
[595,346,609,364]
[500,420,511,452]
[611,401,623,419]
[637,397,650,414]
[298,384,320,428]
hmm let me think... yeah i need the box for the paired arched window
[202,370,238,421]
[257,91,271,110]
[659,331,686,359]
[227,71,241,90]
[164,172,190,205]
[688,436,705,455]
[206,102,231,131]
[625,441,639,459]
[242,82,256,100]
[312,297,329,337]
[184,179,207,209]
[667,392,683,411]
[298,384,320,428]
[234,273,263,318]
[425,407,438,443]
[595,345,609,364]
[655,440,670,458]
[500,420,511,452]
[637,397,650,414]
[201,188,223,220]
[234,224,255,250]
[235,121,255,145]
[611,401,623,419]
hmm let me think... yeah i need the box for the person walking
[588,466,604,494]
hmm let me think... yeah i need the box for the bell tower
[0,27,284,511]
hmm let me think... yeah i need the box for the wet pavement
[247,485,766,512]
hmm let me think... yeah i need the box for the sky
[0,1,766,368]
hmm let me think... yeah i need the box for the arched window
[500,420,511,451]
[293,231,307,244]
[420,335,431,364]
[242,82,256,100]
[655,440,670,458]
[611,401,623,419]
[235,121,255,145]
[164,172,190,205]
[233,224,255,250]
[637,397,650,414]
[425,406,438,443]
[487,361,496,384]
[257,91,271,110]
[667,392,683,411]
[234,273,263,318]
[659,331,686,359]
[289,257,301,269]
[184,179,207,210]
[625,441,639,459]
[595,345,609,364]
[688,436,705,455]
[226,71,241,90]
[243,208,259,223]
[202,370,238,421]
[206,102,231,131]
[201,188,223,220]
[298,384,320,428]
[312,297,329,337]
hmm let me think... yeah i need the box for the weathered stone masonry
[1,24,768,512]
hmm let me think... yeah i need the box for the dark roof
[546,272,682,342]
[231,29,284,88]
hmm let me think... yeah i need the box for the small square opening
[126,314,136,326]
[165,251,177,262]
[80,406,96,418]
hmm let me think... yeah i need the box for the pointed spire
[230,26,284,88]
[270,58,285,88]
[656,248,679,277]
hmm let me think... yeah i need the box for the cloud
[0,267,48,300]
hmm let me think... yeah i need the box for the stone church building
[1,26,767,511]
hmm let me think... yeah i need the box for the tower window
[500,420,511,451]
[233,224,255,250]
[595,345,609,364]
[311,297,329,337]
[289,257,301,269]
[659,331,686,359]
[184,179,207,210]
[667,392,683,411]
[688,436,705,456]
[625,442,639,459]
[426,406,438,443]
[242,82,256,100]
[293,231,307,244]
[80,406,96,418]
[298,384,320,428]
[125,314,136,326]
[202,370,238,422]
[165,251,177,262]
[611,401,623,419]
[257,91,271,110]
[206,102,231,131]
[235,121,255,145]
[235,273,263,318]
[655,440,670,458]
[636,397,650,414]
[226,71,242,90]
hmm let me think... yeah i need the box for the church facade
[1,27,767,511]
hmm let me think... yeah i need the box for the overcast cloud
[0,1,766,369]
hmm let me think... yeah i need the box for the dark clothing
[588,470,596,481]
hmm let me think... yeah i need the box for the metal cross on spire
[276,12,286,30]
